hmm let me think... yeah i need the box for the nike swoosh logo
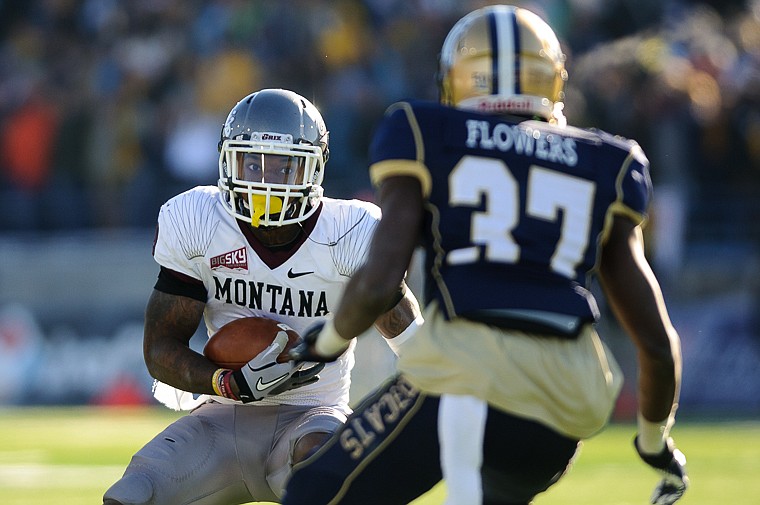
[288,268,314,278]
[256,373,289,392]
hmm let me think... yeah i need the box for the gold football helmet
[438,5,568,124]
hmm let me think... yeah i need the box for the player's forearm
[637,351,679,421]
[357,177,423,338]
[145,339,219,395]
[325,176,422,346]
[625,306,679,418]
[143,290,217,394]
[338,278,416,340]
[599,220,679,406]
[333,266,401,340]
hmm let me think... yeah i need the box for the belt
[461,308,588,339]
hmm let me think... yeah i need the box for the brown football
[203,316,300,369]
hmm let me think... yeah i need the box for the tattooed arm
[373,282,422,339]
[143,289,218,395]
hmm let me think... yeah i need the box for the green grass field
[0,406,758,505]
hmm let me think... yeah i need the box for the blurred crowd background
[0,0,758,415]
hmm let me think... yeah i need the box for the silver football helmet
[218,89,329,227]
[438,5,568,124]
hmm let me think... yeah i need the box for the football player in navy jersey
[284,5,687,505]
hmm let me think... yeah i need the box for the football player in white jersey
[103,88,423,505]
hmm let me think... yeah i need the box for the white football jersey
[151,185,381,412]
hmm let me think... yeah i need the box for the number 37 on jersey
[446,155,595,280]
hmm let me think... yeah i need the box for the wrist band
[220,370,238,401]
[315,319,351,357]
[211,368,225,396]
[637,412,673,454]
[386,314,424,356]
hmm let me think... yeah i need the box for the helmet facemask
[217,89,329,228]
[219,135,325,228]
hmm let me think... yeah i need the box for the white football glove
[634,436,689,505]
[232,332,324,403]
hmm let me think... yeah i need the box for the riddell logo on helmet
[210,247,248,270]
[476,98,532,113]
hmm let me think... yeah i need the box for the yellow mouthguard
[250,195,283,227]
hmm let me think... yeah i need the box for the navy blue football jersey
[369,100,651,334]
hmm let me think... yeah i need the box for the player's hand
[634,436,689,505]
[289,321,346,363]
[232,332,324,403]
